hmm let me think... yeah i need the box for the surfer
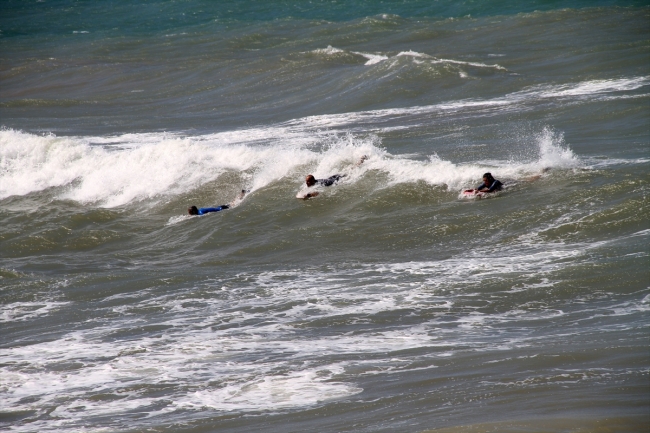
[188,190,247,215]
[305,174,345,188]
[475,172,503,193]
[300,156,367,199]
[188,205,228,215]
[300,175,343,199]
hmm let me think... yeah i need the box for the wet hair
[483,172,494,182]
[188,206,199,215]
[305,174,316,186]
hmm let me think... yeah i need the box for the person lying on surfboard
[300,175,343,199]
[463,172,503,195]
[188,190,247,215]
[476,172,503,192]
[300,156,367,200]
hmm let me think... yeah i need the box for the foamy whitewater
[1,2,648,432]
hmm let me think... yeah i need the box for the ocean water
[1,1,649,432]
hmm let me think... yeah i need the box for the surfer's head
[305,175,317,187]
[188,206,199,215]
[483,172,495,183]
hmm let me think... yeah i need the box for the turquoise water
[1,2,649,432]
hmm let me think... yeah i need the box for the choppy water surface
[1,1,648,432]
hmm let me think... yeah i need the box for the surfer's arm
[302,191,319,199]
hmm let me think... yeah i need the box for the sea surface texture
[1,1,649,432]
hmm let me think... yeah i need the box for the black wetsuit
[476,179,503,192]
[317,175,344,186]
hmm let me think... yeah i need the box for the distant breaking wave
[290,76,650,129]
[0,126,576,208]
[2,75,645,207]
[309,46,507,70]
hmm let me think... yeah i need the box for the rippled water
[1,2,648,432]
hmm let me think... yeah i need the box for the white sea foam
[395,50,429,58]
[0,128,575,211]
[351,50,389,65]
[0,301,70,323]
[312,45,345,55]
[174,368,362,411]
[0,128,315,207]
[0,122,578,208]
[311,47,507,70]
[584,157,650,168]
[2,237,645,429]
[432,57,507,70]
[166,214,193,226]
[534,77,650,98]
[535,127,577,168]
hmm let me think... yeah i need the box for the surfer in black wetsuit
[305,174,345,188]
[300,156,367,199]
[301,175,344,199]
[475,172,503,193]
